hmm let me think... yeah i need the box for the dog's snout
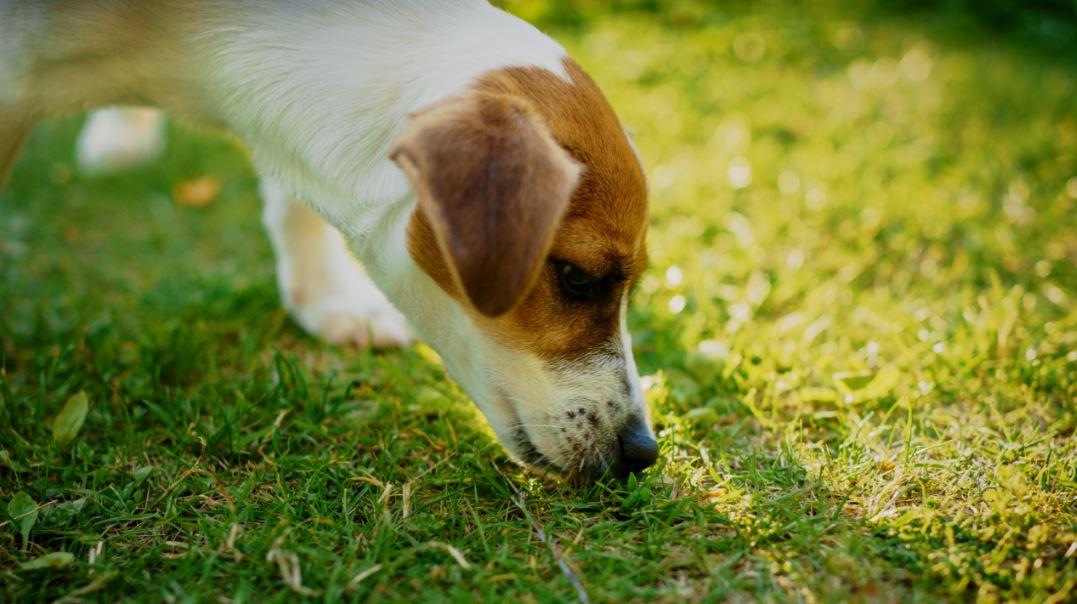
[615,417,658,476]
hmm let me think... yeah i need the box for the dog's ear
[390,93,581,317]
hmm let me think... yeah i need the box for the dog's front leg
[259,178,412,348]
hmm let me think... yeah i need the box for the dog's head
[389,59,653,483]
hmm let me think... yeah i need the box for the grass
[1,1,1075,601]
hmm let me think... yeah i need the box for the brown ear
[390,92,581,317]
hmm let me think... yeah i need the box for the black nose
[616,417,658,476]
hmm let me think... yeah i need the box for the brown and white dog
[0,1,656,482]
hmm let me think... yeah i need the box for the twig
[494,463,589,604]
[0,499,57,530]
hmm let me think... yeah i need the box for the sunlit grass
[2,1,1074,601]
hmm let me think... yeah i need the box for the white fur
[486,292,651,473]
[260,178,412,347]
[0,0,650,475]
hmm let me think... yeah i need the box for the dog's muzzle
[611,415,659,477]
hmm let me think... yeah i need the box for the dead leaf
[172,177,221,207]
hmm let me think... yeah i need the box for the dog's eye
[556,262,603,300]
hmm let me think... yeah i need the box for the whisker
[507,422,562,431]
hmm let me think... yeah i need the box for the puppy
[0,0,656,482]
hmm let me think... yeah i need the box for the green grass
[2,1,1075,601]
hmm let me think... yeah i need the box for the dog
[0,0,656,483]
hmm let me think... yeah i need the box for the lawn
[1,1,1075,601]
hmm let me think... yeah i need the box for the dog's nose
[616,417,658,476]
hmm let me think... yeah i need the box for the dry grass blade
[87,541,104,565]
[377,482,394,506]
[426,541,472,570]
[266,533,317,597]
[345,563,383,593]
[51,571,117,604]
[220,523,244,562]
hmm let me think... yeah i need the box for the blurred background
[1,0,1074,601]
[499,0,1077,361]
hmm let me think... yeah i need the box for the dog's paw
[290,297,413,349]
[76,108,165,174]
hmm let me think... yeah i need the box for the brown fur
[403,58,648,360]
[0,117,34,189]
[391,91,581,317]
